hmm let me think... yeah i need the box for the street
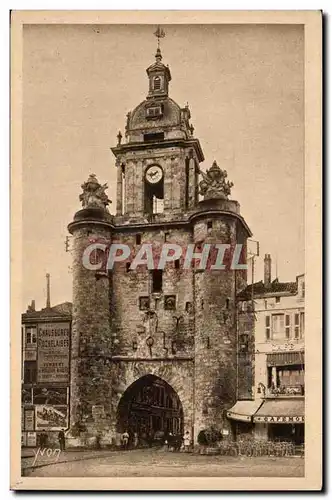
[22,448,304,477]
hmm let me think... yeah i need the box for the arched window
[153,76,161,90]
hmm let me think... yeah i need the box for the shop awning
[253,399,304,424]
[227,400,263,422]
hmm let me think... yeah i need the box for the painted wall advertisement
[35,405,68,430]
[37,322,70,383]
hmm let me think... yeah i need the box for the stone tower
[68,39,252,447]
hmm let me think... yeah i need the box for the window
[146,106,163,118]
[276,296,280,303]
[165,295,176,310]
[285,314,291,339]
[151,270,163,293]
[185,301,192,313]
[164,232,169,242]
[26,327,37,345]
[265,316,271,340]
[272,314,284,338]
[294,313,300,339]
[300,312,305,338]
[121,164,126,215]
[24,361,37,383]
[144,132,164,142]
[136,234,141,245]
[207,221,213,230]
[139,297,150,310]
[153,76,161,90]
[174,259,180,269]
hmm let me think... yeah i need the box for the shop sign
[254,415,304,423]
[24,409,35,431]
[35,405,68,430]
[37,322,70,383]
[271,343,296,352]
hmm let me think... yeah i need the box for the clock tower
[111,43,203,218]
[68,32,252,447]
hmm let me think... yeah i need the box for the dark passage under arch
[116,374,184,446]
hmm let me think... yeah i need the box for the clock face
[145,165,163,184]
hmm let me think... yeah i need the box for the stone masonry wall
[70,223,113,431]
[193,215,239,441]
[110,226,195,359]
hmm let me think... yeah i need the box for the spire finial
[154,25,165,58]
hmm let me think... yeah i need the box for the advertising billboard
[35,405,69,431]
[37,322,70,383]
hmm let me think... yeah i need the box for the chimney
[27,299,35,312]
[46,273,51,308]
[264,254,271,286]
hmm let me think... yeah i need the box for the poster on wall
[24,409,35,431]
[26,432,37,447]
[37,322,70,383]
[33,387,68,405]
[35,405,68,430]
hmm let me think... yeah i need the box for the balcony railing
[267,385,304,397]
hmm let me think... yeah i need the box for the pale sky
[22,24,304,311]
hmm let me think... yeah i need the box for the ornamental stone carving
[198,161,234,200]
[79,174,112,210]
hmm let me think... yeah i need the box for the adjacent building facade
[21,275,72,447]
[230,255,305,446]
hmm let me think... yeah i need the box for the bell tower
[111,31,203,219]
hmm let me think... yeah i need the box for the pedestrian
[42,431,48,448]
[121,430,129,450]
[58,429,66,451]
[133,432,139,448]
[184,431,191,452]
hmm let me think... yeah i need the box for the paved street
[22,448,304,477]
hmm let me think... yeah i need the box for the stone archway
[116,374,184,446]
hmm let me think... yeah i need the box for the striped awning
[267,351,305,367]
[253,399,304,424]
[227,400,263,422]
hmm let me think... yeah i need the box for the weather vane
[154,25,166,49]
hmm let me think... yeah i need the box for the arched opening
[116,375,184,446]
[144,164,164,214]
[153,76,161,91]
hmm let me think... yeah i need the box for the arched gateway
[117,375,184,443]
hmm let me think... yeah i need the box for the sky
[22,23,304,311]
